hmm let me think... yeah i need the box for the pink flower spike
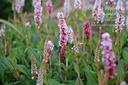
[115,0,125,34]
[101,33,112,50]
[67,27,73,44]
[34,0,43,28]
[15,0,21,13]
[46,0,53,15]
[101,33,116,79]
[47,40,54,59]
[97,8,105,23]
[92,0,101,20]
[83,21,91,41]
[14,0,25,13]
[57,12,68,61]
[63,0,70,18]
[74,0,82,10]
[116,0,124,13]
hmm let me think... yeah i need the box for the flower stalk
[72,33,80,85]
[31,57,37,79]
[37,59,45,85]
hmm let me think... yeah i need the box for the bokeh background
[0,0,127,29]
[0,0,64,19]
[0,0,126,19]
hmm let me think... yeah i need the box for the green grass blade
[0,19,24,37]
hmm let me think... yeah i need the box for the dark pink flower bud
[83,21,91,41]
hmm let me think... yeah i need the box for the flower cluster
[63,0,70,18]
[116,0,124,12]
[92,0,105,23]
[14,0,25,13]
[97,8,105,23]
[92,0,101,20]
[115,0,125,34]
[47,40,54,59]
[101,33,116,79]
[24,22,31,28]
[67,27,73,44]
[43,38,54,62]
[34,0,43,28]
[57,12,68,61]
[74,0,82,10]
[57,12,68,47]
[46,0,53,15]
[83,21,91,41]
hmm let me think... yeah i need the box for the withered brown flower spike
[37,59,45,85]
[31,57,37,79]
[43,36,50,62]
[72,33,79,56]
[94,40,101,71]
[94,40,100,62]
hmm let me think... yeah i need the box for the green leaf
[15,64,31,76]
[0,19,24,37]
[66,80,75,85]
[0,62,6,84]
[125,71,128,82]
[74,63,80,75]
[48,79,61,85]
[84,66,98,85]
[10,50,17,62]
[75,78,84,85]
[117,59,125,83]
[122,47,128,63]
[120,31,127,47]
[27,47,40,63]
[2,57,13,70]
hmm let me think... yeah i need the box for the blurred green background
[0,0,63,20]
[0,0,34,19]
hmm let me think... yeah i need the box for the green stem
[76,56,80,85]
[48,14,51,34]
[64,57,68,82]
[78,74,80,85]
[36,27,43,43]
[58,51,61,81]
[44,62,48,85]
[86,40,89,65]
[50,54,52,74]
[76,10,79,37]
